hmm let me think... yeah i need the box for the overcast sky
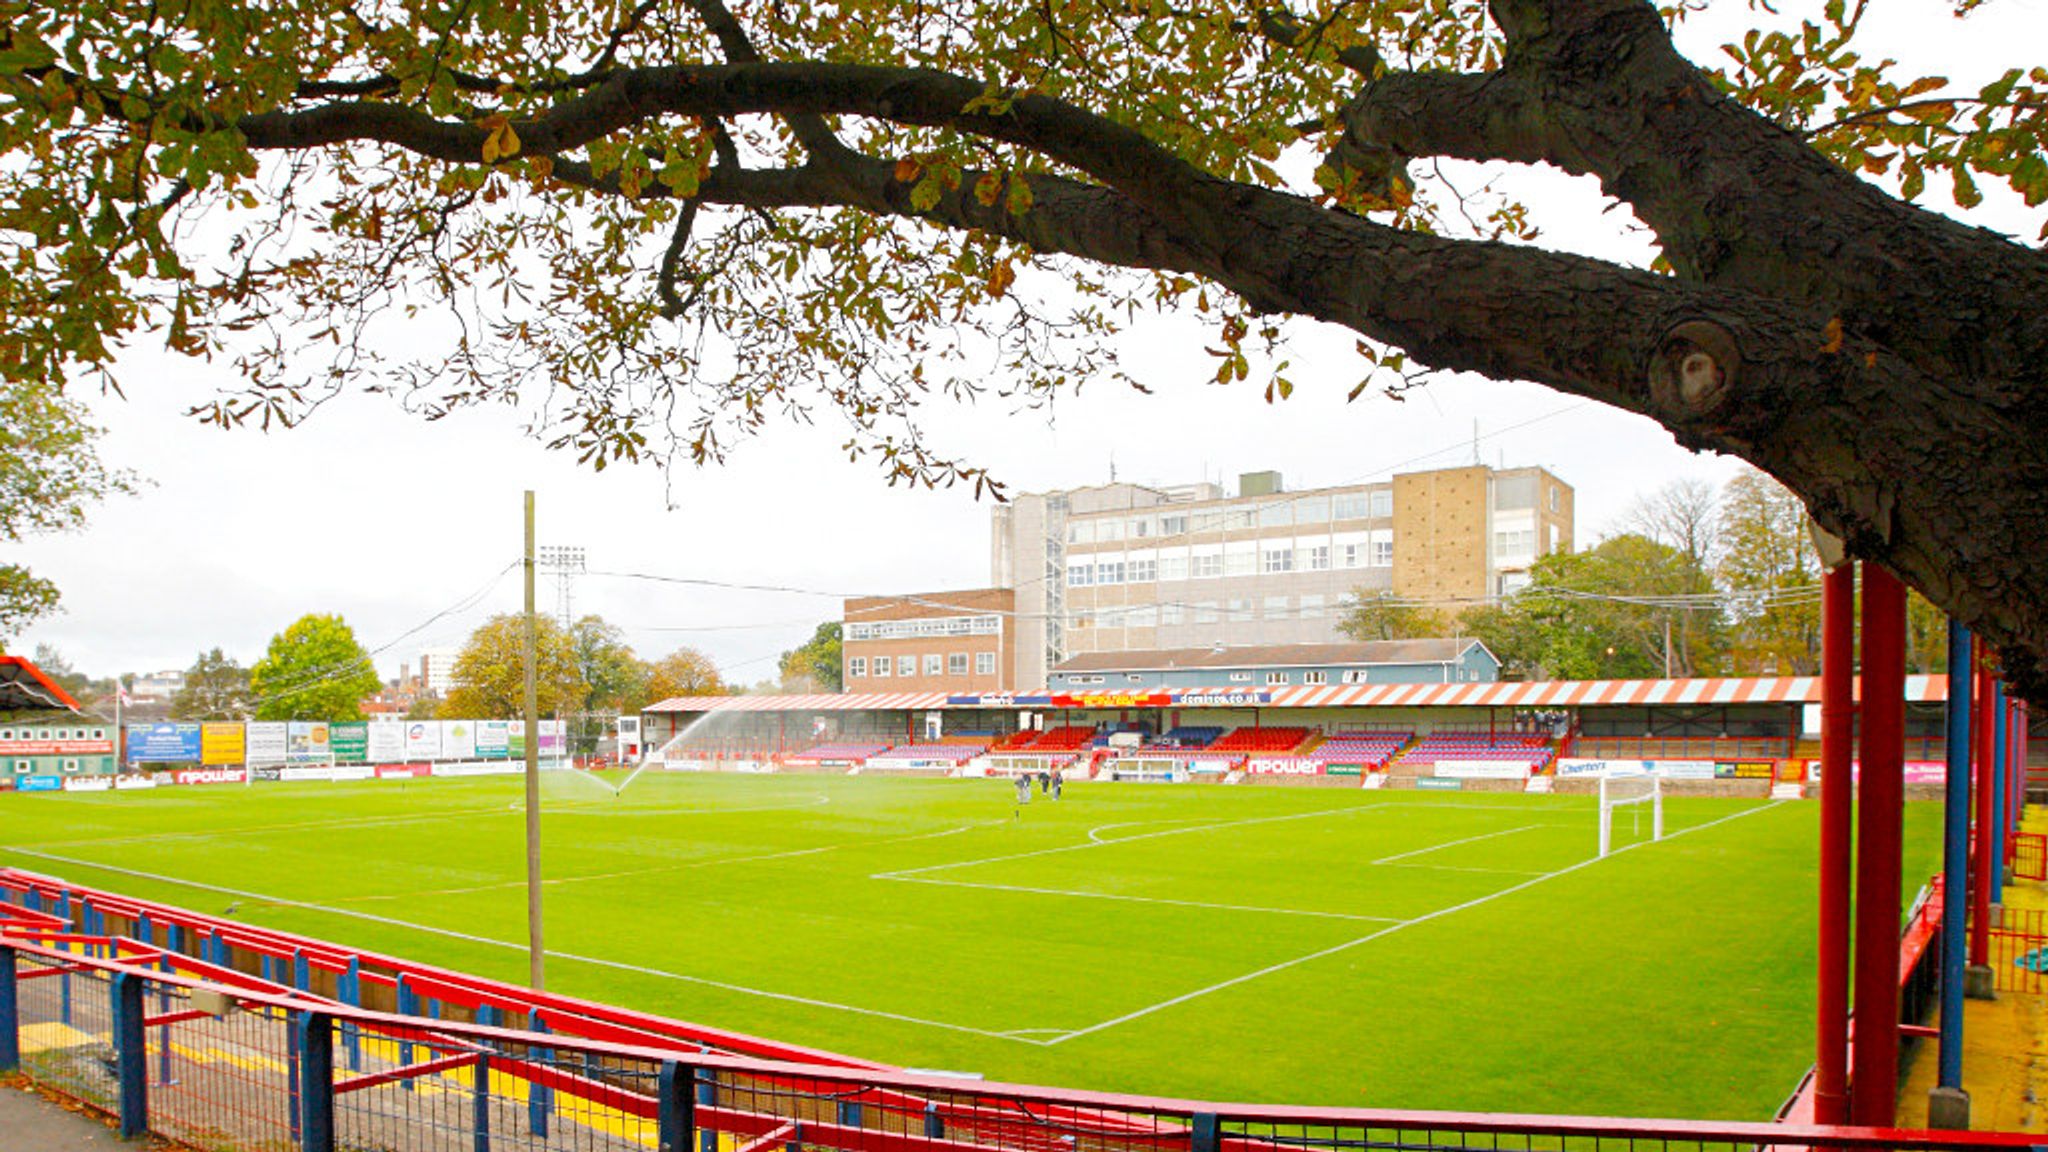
[11,1,2044,686]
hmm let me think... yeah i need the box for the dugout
[0,655,118,787]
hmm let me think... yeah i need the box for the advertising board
[19,775,62,792]
[1414,777,1464,791]
[173,768,246,785]
[246,722,288,766]
[404,721,442,760]
[329,722,369,764]
[1433,759,1532,780]
[367,721,406,763]
[286,721,331,763]
[1246,758,1321,775]
[476,720,510,760]
[200,723,246,766]
[63,776,114,792]
[126,723,202,764]
[1714,760,1779,780]
[441,720,478,761]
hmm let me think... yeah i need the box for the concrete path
[0,1076,155,1149]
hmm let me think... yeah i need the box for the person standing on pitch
[1051,767,1064,800]
[1015,771,1031,805]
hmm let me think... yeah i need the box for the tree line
[1342,468,1948,681]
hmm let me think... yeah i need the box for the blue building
[1047,639,1499,693]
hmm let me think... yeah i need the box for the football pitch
[0,774,1944,1121]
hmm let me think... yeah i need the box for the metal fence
[1986,903,2048,994]
[5,936,2045,1152]
[2011,833,2046,883]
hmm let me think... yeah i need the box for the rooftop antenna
[1472,420,1481,466]
[1109,453,1117,484]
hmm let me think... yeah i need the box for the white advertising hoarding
[440,720,478,761]
[404,720,443,760]
[245,722,288,766]
[367,721,407,763]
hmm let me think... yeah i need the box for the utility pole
[1664,617,1674,679]
[523,491,545,991]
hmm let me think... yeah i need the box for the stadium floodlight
[1598,772,1664,858]
[537,545,587,628]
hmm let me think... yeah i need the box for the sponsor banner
[432,762,524,777]
[246,722,288,766]
[947,693,1020,707]
[376,764,431,779]
[200,723,246,766]
[1556,758,1622,776]
[476,720,511,760]
[330,722,369,764]
[1173,690,1272,708]
[280,765,376,782]
[441,720,478,761]
[1324,765,1364,777]
[367,721,407,764]
[114,774,157,790]
[405,721,443,760]
[1649,759,1717,780]
[1906,760,1948,785]
[250,764,283,782]
[1434,759,1532,780]
[0,737,116,756]
[1246,758,1321,775]
[127,722,203,763]
[1715,760,1778,780]
[1052,692,1172,709]
[173,768,246,786]
[1414,777,1464,791]
[0,776,11,792]
[63,776,114,792]
[541,718,565,756]
[286,721,332,763]
[19,774,63,792]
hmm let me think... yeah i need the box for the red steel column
[1972,644,1996,967]
[1850,564,1906,1127]
[1815,562,1855,1125]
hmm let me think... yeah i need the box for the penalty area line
[879,874,1401,923]
[1044,800,1787,1046]
[1,846,1051,1045]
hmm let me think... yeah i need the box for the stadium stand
[1206,726,1316,755]
[1306,731,1412,770]
[1392,732,1552,775]
[866,743,985,765]
[785,742,894,764]
[1574,735,1792,761]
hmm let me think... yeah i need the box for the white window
[1067,563,1093,587]
[975,652,995,676]
[898,655,916,676]
[1098,520,1124,542]
[0,728,11,740]
[1258,503,1294,528]
[1192,554,1223,579]
[1295,495,1330,523]
[1342,670,1370,684]
[874,658,892,678]
[1160,514,1188,535]
[1127,605,1158,628]
[948,653,969,676]
[1228,671,1253,682]
[62,758,79,772]
[1370,490,1393,518]
[1126,674,1146,683]
[1098,607,1126,628]
[1304,671,1328,685]
[1371,539,1394,567]
[1333,493,1371,520]
[1159,602,1184,626]
[1127,558,1157,583]
[1158,553,1188,581]
[1070,675,1105,686]
[849,657,868,678]
[1193,601,1220,624]
[924,654,943,675]
[1131,518,1150,539]
[1070,613,1092,631]
[1341,544,1363,568]
[1096,561,1125,585]
[1266,672,1290,685]
[12,761,29,774]
[1262,547,1294,574]
[1264,596,1290,619]
[1550,486,1562,513]
[1300,594,1327,619]
[1307,545,1330,571]
[1224,548,1256,577]
[1226,598,1254,621]
[1068,521,1095,545]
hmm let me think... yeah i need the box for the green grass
[0,774,1945,1120]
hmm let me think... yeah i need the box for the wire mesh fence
[5,904,2047,1152]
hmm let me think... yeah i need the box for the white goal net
[1598,772,1664,858]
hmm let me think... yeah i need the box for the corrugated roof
[644,674,1952,714]
[0,656,81,713]
[1049,639,1482,674]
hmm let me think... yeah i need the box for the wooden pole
[524,491,545,991]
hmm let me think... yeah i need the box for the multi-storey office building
[840,588,1019,694]
[988,465,1572,689]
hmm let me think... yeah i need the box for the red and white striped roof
[646,691,954,714]
[647,675,1948,714]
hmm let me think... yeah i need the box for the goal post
[1598,772,1664,858]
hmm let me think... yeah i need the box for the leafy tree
[403,695,442,721]
[1464,535,1727,681]
[18,642,107,712]
[0,380,136,639]
[248,614,382,721]
[571,615,650,713]
[1337,593,1449,644]
[169,647,254,720]
[777,622,843,692]
[645,648,727,703]
[439,614,587,719]
[1718,468,1823,676]
[8,3,2048,690]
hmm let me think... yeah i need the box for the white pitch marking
[1044,801,1788,1045]
[882,875,1401,922]
[2,847,1036,1043]
[1369,824,1543,865]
